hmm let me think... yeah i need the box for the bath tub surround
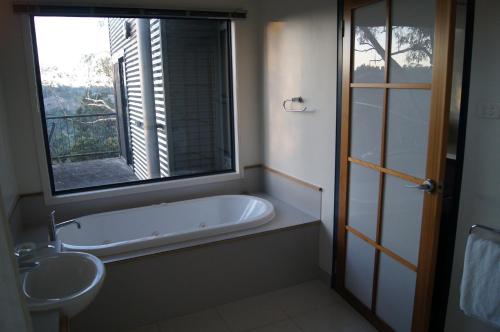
[69,194,320,332]
[58,195,275,258]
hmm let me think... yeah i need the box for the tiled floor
[124,280,376,332]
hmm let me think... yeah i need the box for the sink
[21,252,105,317]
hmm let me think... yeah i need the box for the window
[32,15,235,195]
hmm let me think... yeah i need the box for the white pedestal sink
[21,252,105,318]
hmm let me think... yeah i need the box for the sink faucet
[18,261,40,273]
[15,249,40,273]
[49,210,82,242]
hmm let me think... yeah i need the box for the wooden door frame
[429,0,476,329]
[413,1,456,330]
[332,0,457,331]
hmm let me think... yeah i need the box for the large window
[32,15,235,195]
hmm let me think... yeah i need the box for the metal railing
[46,113,120,163]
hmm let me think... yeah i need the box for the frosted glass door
[338,0,455,331]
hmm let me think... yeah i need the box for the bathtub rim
[58,194,272,225]
[58,194,275,256]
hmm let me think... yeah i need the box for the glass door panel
[350,88,384,164]
[347,163,380,240]
[345,232,376,308]
[376,253,417,332]
[339,0,454,330]
[386,89,431,179]
[352,1,387,83]
[381,174,424,265]
[389,0,435,83]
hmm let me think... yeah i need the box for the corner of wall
[0,71,20,218]
[256,0,338,274]
[445,0,500,331]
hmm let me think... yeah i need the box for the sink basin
[22,252,105,317]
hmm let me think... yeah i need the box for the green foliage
[46,86,120,164]
[43,50,120,164]
[392,27,433,65]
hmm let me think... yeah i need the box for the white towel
[460,232,500,327]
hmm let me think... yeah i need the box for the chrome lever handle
[405,179,436,193]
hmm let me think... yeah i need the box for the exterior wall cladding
[108,18,227,180]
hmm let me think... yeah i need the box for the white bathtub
[58,195,275,258]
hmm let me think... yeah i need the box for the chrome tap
[48,210,82,242]
[15,248,40,273]
[18,260,40,273]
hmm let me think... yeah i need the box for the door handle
[405,179,436,193]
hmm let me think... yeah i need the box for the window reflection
[389,0,435,83]
[352,1,387,83]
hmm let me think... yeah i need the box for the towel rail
[283,97,307,112]
[469,224,500,235]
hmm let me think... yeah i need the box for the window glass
[33,16,235,194]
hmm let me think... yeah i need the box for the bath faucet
[49,210,82,242]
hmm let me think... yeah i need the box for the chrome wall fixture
[283,96,307,112]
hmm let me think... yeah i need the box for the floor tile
[268,280,340,316]
[248,319,302,332]
[124,323,160,332]
[217,293,288,332]
[292,304,376,332]
[123,280,375,332]
[159,309,230,332]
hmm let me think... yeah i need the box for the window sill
[45,171,243,205]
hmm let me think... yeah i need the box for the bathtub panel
[69,223,320,332]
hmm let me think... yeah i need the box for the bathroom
[0,0,499,331]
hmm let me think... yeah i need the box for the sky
[34,17,111,87]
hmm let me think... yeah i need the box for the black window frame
[29,14,237,196]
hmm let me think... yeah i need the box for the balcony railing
[46,113,120,163]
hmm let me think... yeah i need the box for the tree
[80,53,116,114]
[44,53,120,163]
[39,18,120,163]
[355,25,433,73]
[391,26,433,66]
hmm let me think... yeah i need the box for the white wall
[0,189,31,332]
[259,0,338,273]
[0,1,22,213]
[0,42,30,329]
[0,0,262,197]
[0,77,18,216]
[445,0,500,331]
[0,0,42,196]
